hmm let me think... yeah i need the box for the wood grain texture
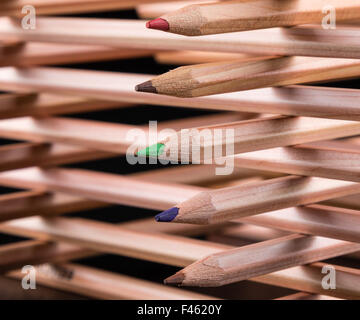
[8,263,218,300]
[1,68,360,120]
[160,0,360,36]
[0,18,359,58]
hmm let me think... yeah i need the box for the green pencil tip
[137,143,165,157]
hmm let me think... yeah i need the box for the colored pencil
[1,215,358,298]
[0,18,360,59]
[155,175,360,224]
[8,263,218,300]
[135,56,360,97]
[146,0,360,36]
[0,42,155,67]
[138,116,360,162]
[2,67,360,121]
[1,0,175,16]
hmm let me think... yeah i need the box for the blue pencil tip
[155,207,179,222]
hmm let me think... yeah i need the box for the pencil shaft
[1,67,360,121]
[0,18,360,59]
[1,0,174,16]
[170,234,360,286]
[143,56,360,97]
[160,0,360,36]
[7,263,217,300]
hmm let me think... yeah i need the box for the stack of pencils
[0,0,359,301]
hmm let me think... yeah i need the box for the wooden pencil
[0,241,91,274]
[0,142,112,172]
[146,0,360,36]
[135,56,360,97]
[0,42,155,67]
[1,216,358,298]
[1,18,360,59]
[276,293,342,300]
[3,216,358,293]
[136,1,212,19]
[254,262,360,300]
[155,51,272,65]
[164,234,360,286]
[155,175,360,224]
[138,116,360,162]
[2,167,360,236]
[0,113,249,154]
[8,263,218,300]
[2,67,360,121]
[1,0,174,16]
[231,140,360,182]
[0,92,128,120]
[0,190,105,223]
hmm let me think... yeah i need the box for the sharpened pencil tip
[137,143,165,157]
[155,207,179,222]
[135,80,157,93]
[146,18,169,31]
[164,271,185,286]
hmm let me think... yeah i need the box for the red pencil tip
[146,18,169,31]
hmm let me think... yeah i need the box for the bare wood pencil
[0,190,105,223]
[8,263,218,300]
[254,262,360,300]
[276,293,342,300]
[2,167,360,239]
[156,175,360,224]
[1,216,358,298]
[135,56,360,97]
[0,42,155,67]
[136,1,212,20]
[164,234,360,286]
[1,18,360,59]
[142,116,360,163]
[231,140,360,182]
[2,67,360,121]
[0,241,91,274]
[1,0,174,16]
[0,92,128,120]
[0,142,112,172]
[155,51,272,65]
[147,0,360,36]
[0,113,249,154]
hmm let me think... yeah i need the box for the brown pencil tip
[146,18,169,31]
[164,271,185,286]
[135,80,157,93]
